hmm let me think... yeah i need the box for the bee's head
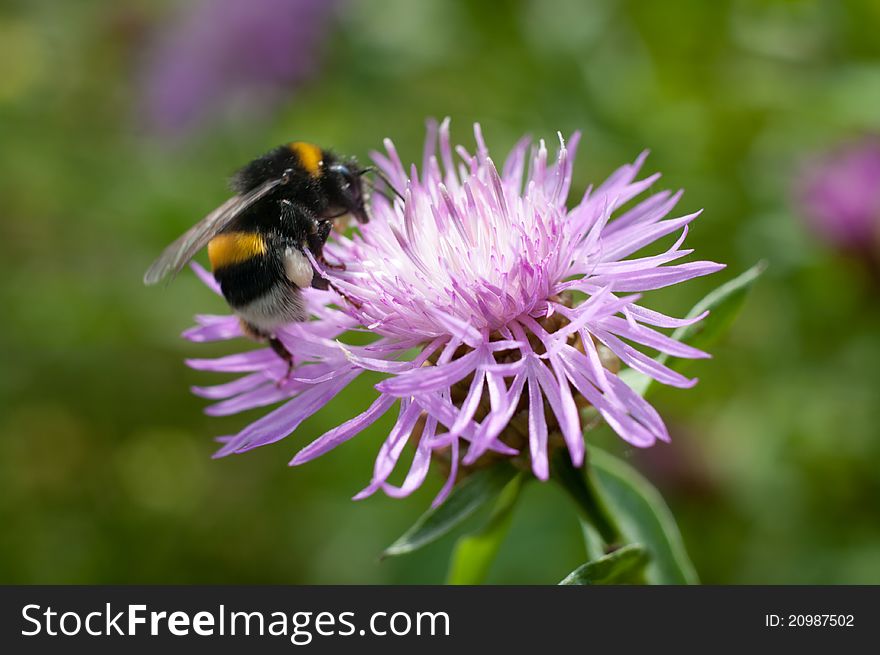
[324,158,370,224]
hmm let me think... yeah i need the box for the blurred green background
[2,0,879,584]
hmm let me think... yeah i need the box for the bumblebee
[144,141,374,372]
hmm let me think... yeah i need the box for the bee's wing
[143,177,284,285]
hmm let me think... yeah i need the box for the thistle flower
[796,137,880,251]
[141,0,338,136]
[185,120,724,505]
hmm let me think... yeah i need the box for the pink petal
[527,374,549,480]
[291,394,396,465]
[216,369,360,456]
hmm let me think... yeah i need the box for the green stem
[552,450,625,550]
[446,473,525,585]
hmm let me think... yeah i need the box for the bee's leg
[308,220,346,272]
[241,319,294,383]
[322,258,346,272]
[310,275,330,291]
[332,285,362,310]
[268,336,295,384]
[306,222,337,292]
[309,240,330,290]
[303,220,359,309]
[267,337,295,388]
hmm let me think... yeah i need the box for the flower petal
[293,395,396,466]
[216,368,360,456]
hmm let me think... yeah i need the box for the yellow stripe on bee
[207,232,267,270]
[288,141,323,177]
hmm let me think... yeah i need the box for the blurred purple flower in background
[184,120,723,505]
[796,137,880,252]
[141,0,338,136]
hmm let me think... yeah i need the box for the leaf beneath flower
[558,543,649,585]
[382,463,518,558]
[446,473,525,585]
[590,447,699,584]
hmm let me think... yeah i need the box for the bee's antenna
[359,166,404,201]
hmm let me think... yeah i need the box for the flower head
[185,120,724,505]
[796,137,880,251]
[141,0,338,136]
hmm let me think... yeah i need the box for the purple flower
[796,138,880,250]
[141,0,338,136]
[184,120,724,505]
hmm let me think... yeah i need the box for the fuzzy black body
[144,139,370,373]
[230,142,368,225]
[205,142,368,362]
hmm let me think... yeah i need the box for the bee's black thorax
[230,143,338,219]
[205,140,367,336]
[147,139,369,359]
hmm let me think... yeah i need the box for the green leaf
[382,463,517,558]
[619,261,766,397]
[446,473,524,585]
[558,544,650,585]
[671,259,767,351]
[578,519,605,562]
[590,447,699,584]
